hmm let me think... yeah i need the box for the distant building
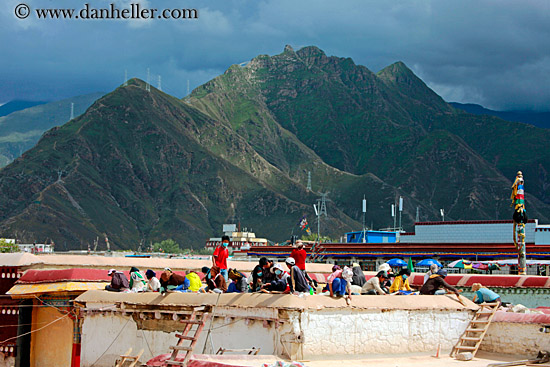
[345,230,396,243]
[205,224,268,250]
[400,220,539,244]
[18,243,54,253]
[241,219,550,275]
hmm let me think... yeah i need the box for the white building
[400,220,539,244]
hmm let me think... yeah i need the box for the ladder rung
[466,328,485,332]
[170,346,193,351]
[461,336,482,341]
[166,360,187,366]
[180,320,204,325]
[175,334,196,340]
[471,320,490,324]
[456,346,477,350]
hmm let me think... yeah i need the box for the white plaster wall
[300,309,471,357]
[80,306,474,365]
[80,311,290,367]
[536,227,550,245]
[481,322,550,355]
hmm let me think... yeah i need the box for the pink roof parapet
[409,273,550,288]
[493,310,550,324]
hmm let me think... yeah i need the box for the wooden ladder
[165,306,210,367]
[451,302,500,358]
[115,348,144,367]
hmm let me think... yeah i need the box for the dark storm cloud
[1,0,549,111]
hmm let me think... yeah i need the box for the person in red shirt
[212,235,230,281]
[290,240,307,270]
[290,240,317,288]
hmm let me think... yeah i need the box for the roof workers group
[105,236,501,304]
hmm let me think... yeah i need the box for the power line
[0,314,69,345]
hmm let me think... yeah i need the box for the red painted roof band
[244,243,548,251]
[16,268,204,284]
[414,220,537,226]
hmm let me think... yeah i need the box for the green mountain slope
[0,93,103,167]
[0,80,380,249]
[188,45,550,223]
[1,46,549,249]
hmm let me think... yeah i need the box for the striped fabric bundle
[515,183,525,205]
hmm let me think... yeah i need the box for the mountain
[188,45,550,223]
[0,100,47,117]
[1,46,549,249]
[450,102,550,129]
[0,93,104,167]
[0,80,381,249]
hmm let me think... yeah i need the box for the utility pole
[440,209,445,222]
[146,68,151,92]
[70,103,74,120]
[306,171,312,191]
[416,206,420,223]
[314,193,328,242]
[391,204,396,231]
[362,195,367,243]
[398,196,403,232]
[313,203,320,242]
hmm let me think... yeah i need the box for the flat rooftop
[182,351,530,367]
[76,290,478,311]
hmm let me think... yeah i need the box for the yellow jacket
[186,272,202,292]
[389,275,412,293]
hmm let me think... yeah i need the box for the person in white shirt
[423,264,439,285]
[145,269,161,292]
[361,271,389,295]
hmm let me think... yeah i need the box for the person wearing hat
[227,268,248,293]
[420,269,460,295]
[261,263,290,293]
[327,265,351,298]
[471,283,501,305]
[105,269,129,292]
[361,271,388,295]
[285,257,309,293]
[351,263,366,287]
[423,264,439,284]
[378,263,393,292]
[145,269,160,292]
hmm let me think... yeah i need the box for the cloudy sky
[1,0,549,111]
